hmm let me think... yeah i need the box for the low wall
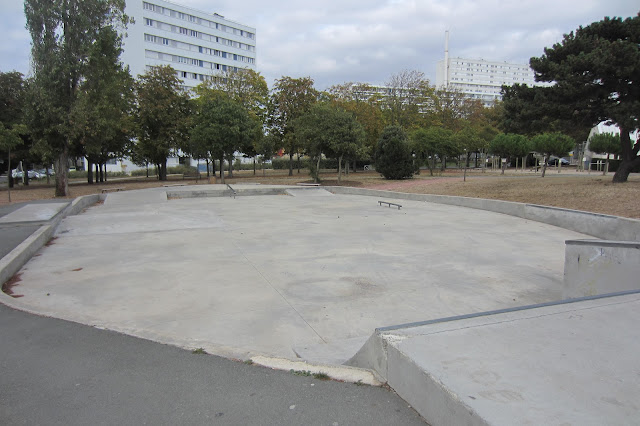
[563,240,640,298]
[326,187,640,241]
[0,194,101,288]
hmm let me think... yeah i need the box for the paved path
[0,302,425,425]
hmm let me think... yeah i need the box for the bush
[167,165,198,175]
[131,168,156,176]
[375,126,417,180]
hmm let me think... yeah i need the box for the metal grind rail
[226,184,237,199]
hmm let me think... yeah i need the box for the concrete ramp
[0,203,68,224]
[285,188,333,197]
[104,189,167,206]
[348,292,640,426]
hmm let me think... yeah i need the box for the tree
[588,133,621,175]
[489,133,530,174]
[531,132,574,177]
[255,133,278,177]
[196,69,269,173]
[72,26,134,184]
[375,126,417,180]
[24,0,130,196]
[411,127,453,176]
[190,91,258,184]
[268,76,318,176]
[529,14,640,183]
[383,70,434,130]
[134,65,191,181]
[295,103,365,183]
[0,71,26,186]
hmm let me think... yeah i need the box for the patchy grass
[192,347,207,355]
[2,168,638,219]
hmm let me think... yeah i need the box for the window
[181,71,188,78]
[190,30,198,37]
[163,38,169,45]
[145,18,154,26]
[179,27,187,35]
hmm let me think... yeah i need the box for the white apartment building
[121,0,257,92]
[436,57,538,106]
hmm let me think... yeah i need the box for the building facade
[436,57,539,106]
[122,0,257,92]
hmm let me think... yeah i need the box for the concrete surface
[350,292,640,426]
[0,302,425,426]
[327,187,640,241]
[0,202,68,224]
[5,186,589,365]
[563,239,640,298]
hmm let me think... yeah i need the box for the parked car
[547,158,570,166]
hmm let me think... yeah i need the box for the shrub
[375,126,417,180]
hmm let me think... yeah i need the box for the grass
[289,369,331,380]
[2,167,639,219]
[192,347,207,354]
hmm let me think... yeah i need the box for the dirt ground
[1,167,639,219]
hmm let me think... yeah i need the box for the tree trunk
[253,157,256,175]
[541,155,548,177]
[87,160,93,184]
[288,153,293,176]
[603,153,609,176]
[338,154,343,183]
[54,147,69,197]
[316,156,321,183]
[501,158,506,175]
[297,151,301,174]
[441,156,446,172]
[612,125,638,183]
[219,155,225,184]
[158,160,167,181]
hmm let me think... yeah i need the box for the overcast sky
[1,0,637,90]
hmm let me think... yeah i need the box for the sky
[1,0,637,91]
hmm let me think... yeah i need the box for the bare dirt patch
[2,168,638,218]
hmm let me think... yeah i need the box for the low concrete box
[563,240,640,298]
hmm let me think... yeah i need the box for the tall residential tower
[436,32,541,106]
[122,0,257,91]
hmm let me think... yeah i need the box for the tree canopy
[375,126,417,180]
[528,13,640,182]
[134,65,191,180]
[24,0,130,195]
[268,76,318,175]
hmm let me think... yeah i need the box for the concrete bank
[563,239,640,298]
[326,187,640,241]
[348,291,640,426]
[0,194,102,287]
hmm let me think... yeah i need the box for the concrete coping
[565,239,640,248]
[376,289,640,333]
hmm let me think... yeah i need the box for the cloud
[1,0,638,90]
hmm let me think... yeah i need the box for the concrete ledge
[0,224,55,287]
[167,187,291,199]
[326,186,640,241]
[563,239,640,298]
[1,195,101,288]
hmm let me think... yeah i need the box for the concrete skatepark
[2,184,639,425]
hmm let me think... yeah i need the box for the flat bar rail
[378,200,402,210]
[226,184,237,199]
